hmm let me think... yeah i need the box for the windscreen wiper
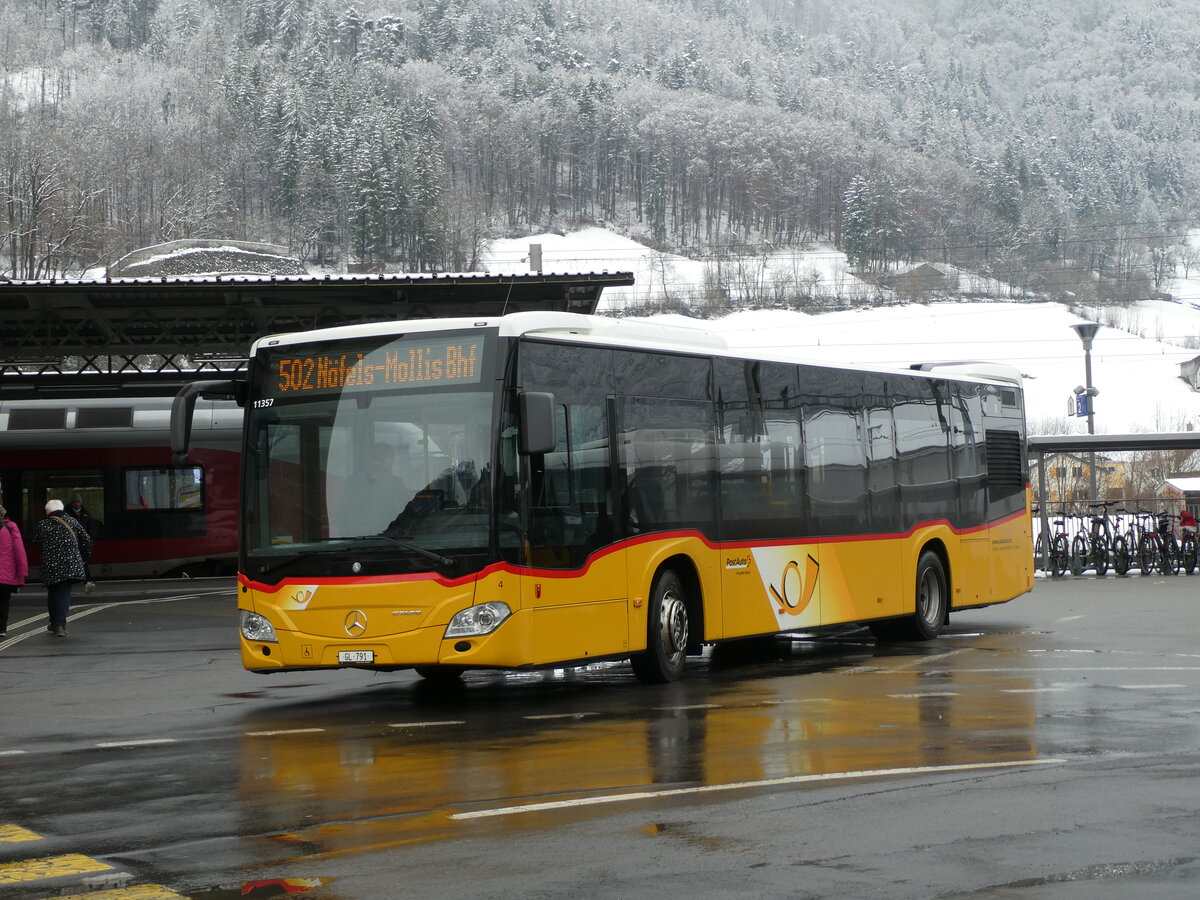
[249,553,304,581]
[327,535,456,568]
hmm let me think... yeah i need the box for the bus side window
[519,341,617,568]
[619,398,717,536]
[894,379,953,525]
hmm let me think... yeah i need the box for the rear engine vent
[986,429,1025,499]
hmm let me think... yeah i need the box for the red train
[0,396,241,579]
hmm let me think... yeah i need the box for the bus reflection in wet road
[235,636,1038,865]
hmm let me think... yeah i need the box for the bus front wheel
[631,570,689,684]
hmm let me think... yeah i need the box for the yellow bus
[173,311,1031,683]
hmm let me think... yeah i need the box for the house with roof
[1029,452,1126,504]
[887,262,959,298]
[1157,475,1200,517]
[1180,356,1200,391]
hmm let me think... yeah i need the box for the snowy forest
[2,0,1199,299]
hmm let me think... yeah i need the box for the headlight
[241,610,278,642]
[445,602,512,638]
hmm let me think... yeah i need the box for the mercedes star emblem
[344,609,368,637]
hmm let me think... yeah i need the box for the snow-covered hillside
[483,230,1200,436]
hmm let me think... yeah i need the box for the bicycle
[1042,515,1072,577]
[1180,529,1199,575]
[1155,511,1182,576]
[1126,511,1158,576]
[1110,507,1133,575]
[1180,515,1199,574]
[1068,513,1089,576]
[1071,502,1118,576]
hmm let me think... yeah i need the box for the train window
[124,467,203,510]
[20,471,104,534]
[76,408,134,428]
[8,408,66,430]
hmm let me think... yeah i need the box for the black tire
[1034,533,1048,571]
[1184,536,1198,575]
[1111,534,1130,576]
[631,569,690,684]
[1051,534,1069,578]
[1139,535,1157,575]
[1160,540,1181,576]
[870,550,947,642]
[1093,534,1109,576]
[1069,534,1087,576]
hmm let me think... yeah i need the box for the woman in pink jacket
[0,503,30,637]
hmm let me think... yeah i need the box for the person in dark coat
[65,493,99,592]
[32,499,92,637]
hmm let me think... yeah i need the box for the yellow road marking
[0,853,112,884]
[0,824,42,843]
[55,885,188,900]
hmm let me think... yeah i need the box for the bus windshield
[243,332,494,573]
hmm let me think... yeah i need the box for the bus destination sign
[270,336,484,397]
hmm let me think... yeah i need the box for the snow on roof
[1163,477,1200,493]
[108,241,308,278]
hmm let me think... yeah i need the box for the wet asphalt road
[1,573,1199,899]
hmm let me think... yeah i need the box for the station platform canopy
[0,270,634,399]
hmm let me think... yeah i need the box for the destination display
[264,334,487,398]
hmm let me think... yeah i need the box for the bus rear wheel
[631,570,689,684]
[870,551,948,642]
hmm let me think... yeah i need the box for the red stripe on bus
[241,509,1029,591]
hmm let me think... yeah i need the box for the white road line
[244,728,326,737]
[888,691,960,698]
[1116,684,1187,690]
[0,750,28,756]
[1057,615,1086,622]
[1001,687,1073,694]
[653,704,721,711]
[387,721,465,728]
[759,698,834,705]
[883,649,967,672]
[94,739,178,748]
[0,589,236,653]
[948,666,1200,674]
[524,712,600,720]
[451,758,1067,820]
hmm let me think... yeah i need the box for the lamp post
[1071,322,1102,501]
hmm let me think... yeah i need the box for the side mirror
[171,380,245,462]
[518,391,557,455]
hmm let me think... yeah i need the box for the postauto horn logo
[751,547,820,626]
[769,556,819,615]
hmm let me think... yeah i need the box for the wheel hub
[662,592,688,656]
